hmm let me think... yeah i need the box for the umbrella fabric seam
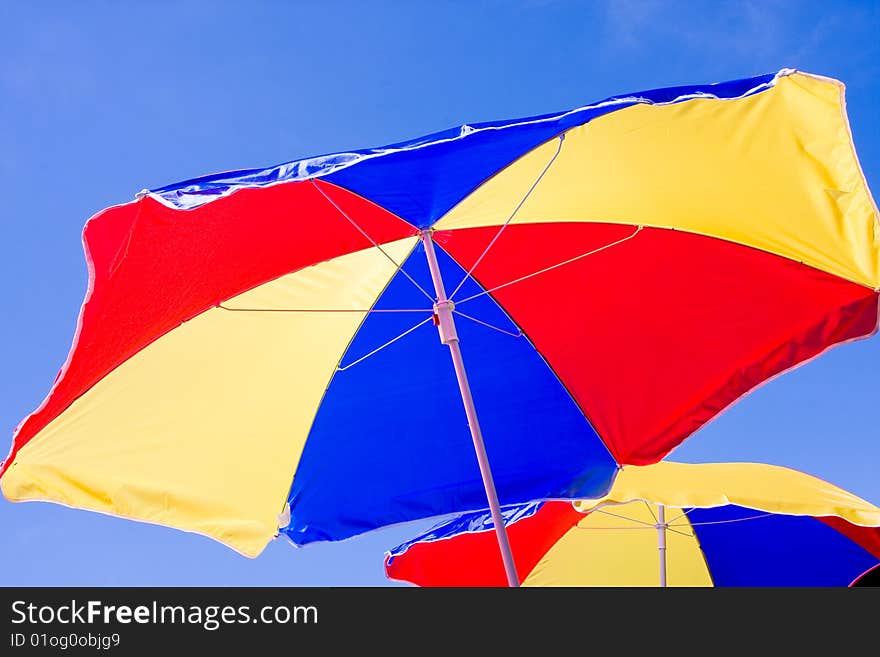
[310,179,433,301]
[444,220,878,294]
[276,238,421,540]
[447,134,566,300]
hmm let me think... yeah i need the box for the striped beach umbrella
[2,69,878,586]
[385,462,880,587]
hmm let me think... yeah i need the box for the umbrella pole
[657,504,667,587]
[420,229,520,588]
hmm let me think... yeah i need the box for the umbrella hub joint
[432,299,458,344]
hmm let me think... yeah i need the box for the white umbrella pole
[657,504,667,587]
[420,229,520,588]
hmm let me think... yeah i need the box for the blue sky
[1,1,878,586]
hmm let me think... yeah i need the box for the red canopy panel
[437,223,879,465]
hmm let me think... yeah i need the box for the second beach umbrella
[385,462,880,587]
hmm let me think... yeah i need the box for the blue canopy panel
[282,241,617,545]
[387,501,545,563]
[148,72,781,228]
[688,505,879,586]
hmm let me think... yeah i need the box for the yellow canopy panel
[436,72,880,289]
[577,461,880,528]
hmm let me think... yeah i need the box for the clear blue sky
[1,1,878,586]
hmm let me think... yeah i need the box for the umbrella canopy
[385,462,880,586]
[2,70,878,567]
